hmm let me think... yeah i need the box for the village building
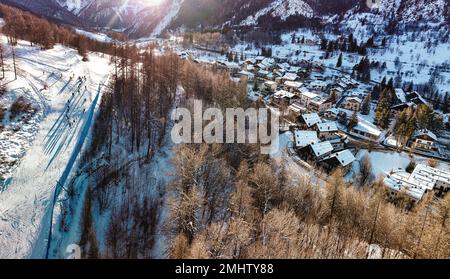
[323,108,340,120]
[294,130,319,148]
[406,91,428,106]
[350,121,382,141]
[299,91,320,108]
[319,149,356,172]
[237,70,255,81]
[384,164,450,201]
[328,137,346,151]
[288,102,307,116]
[263,80,278,92]
[284,81,303,92]
[281,72,299,83]
[315,121,339,140]
[394,88,407,104]
[308,97,333,113]
[299,141,334,162]
[409,130,437,151]
[341,96,362,112]
[309,80,328,92]
[272,90,297,106]
[299,113,322,128]
[216,61,240,74]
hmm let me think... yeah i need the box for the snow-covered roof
[301,113,322,127]
[310,141,334,157]
[289,102,306,113]
[284,81,303,89]
[217,60,240,69]
[288,66,301,73]
[238,70,254,77]
[394,88,407,103]
[301,91,319,99]
[279,62,291,69]
[264,80,276,86]
[322,150,356,167]
[310,80,327,87]
[274,90,295,99]
[344,96,362,103]
[353,121,382,137]
[316,122,338,132]
[258,69,270,76]
[383,164,450,201]
[282,72,298,81]
[294,130,319,147]
[412,129,437,141]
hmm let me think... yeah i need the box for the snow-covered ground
[354,150,450,178]
[0,37,111,259]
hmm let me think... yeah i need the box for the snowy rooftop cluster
[384,164,450,200]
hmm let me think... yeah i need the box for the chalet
[308,97,333,113]
[323,108,340,120]
[281,72,299,83]
[341,97,362,112]
[284,81,303,92]
[394,88,407,104]
[294,130,319,148]
[288,66,301,74]
[299,113,322,128]
[263,81,278,92]
[319,150,356,172]
[328,137,346,151]
[315,122,339,140]
[299,141,334,162]
[300,91,320,108]
[216,61,240,74]
[406,91,428,106]
[255,56,265,63]
[409,130,437,151]
[288,102,307,116]
[257,69,270,78]
[272,90,297,106]
[237,70,255,81]
[391,102,414,116]
[350,121,382,141]
[309,80,328,92]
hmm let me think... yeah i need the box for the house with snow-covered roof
[319,149,356,172]
[294,130,319,148]
[394,88,407,104]
[308,97,333,113]
[409,130,437,151]
[284,81,303,92]
[299,113,322,128]
[350,120,382,141]
[315,121,339,140]
[341,96,362,112]
[383,164,450,201]
[281,72,299,83]
[299,141,334,162]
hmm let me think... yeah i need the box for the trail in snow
[41,81,107,259]
[0,39,111,259]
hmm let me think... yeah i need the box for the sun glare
[144,0,163,6]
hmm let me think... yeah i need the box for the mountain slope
[2,0,448,38]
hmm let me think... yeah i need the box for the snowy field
[355,149,450,178]
[0,37,111,259]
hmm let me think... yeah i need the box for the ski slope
[0,38,111,259]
